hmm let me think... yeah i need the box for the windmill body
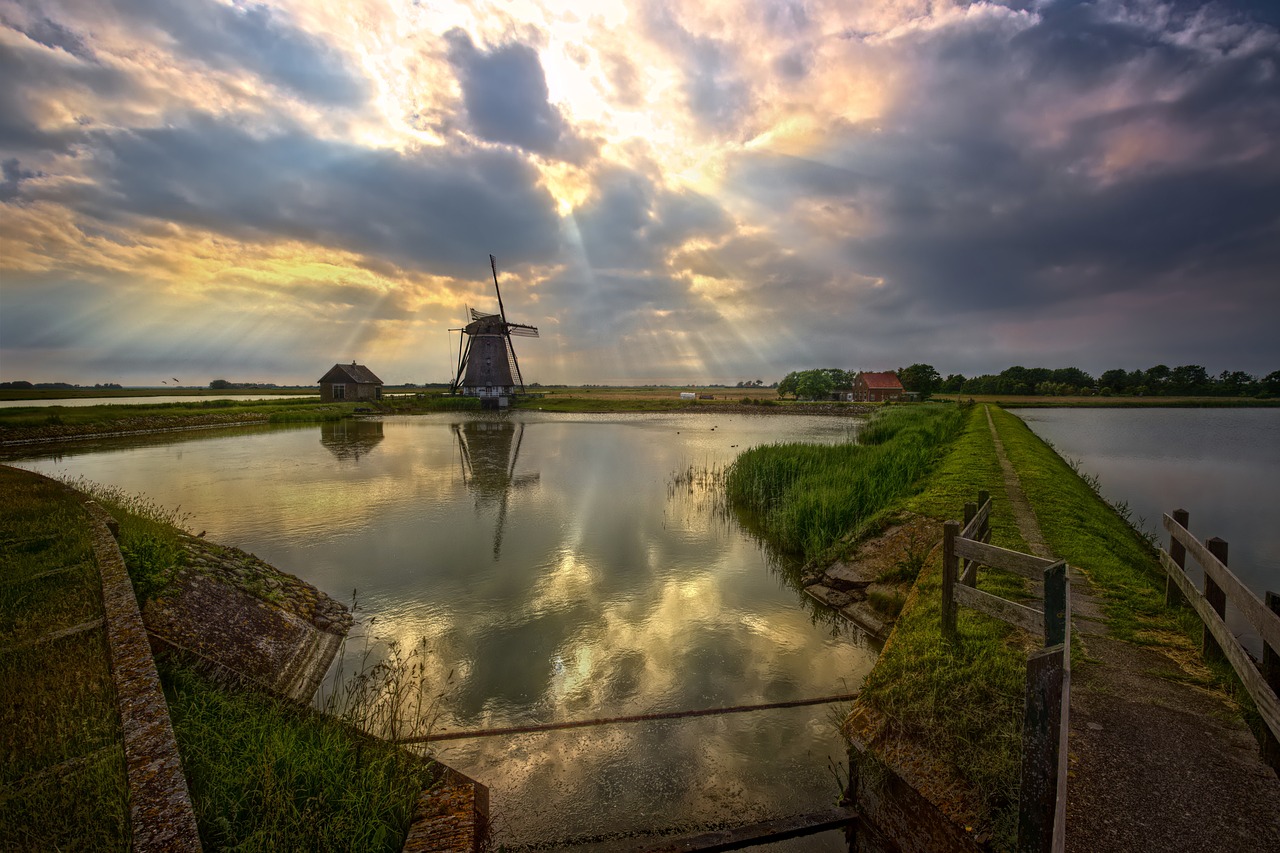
[451,257,539,403]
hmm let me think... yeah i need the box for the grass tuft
[725,405,967,563]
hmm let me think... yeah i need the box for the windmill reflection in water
[452,419,540,558]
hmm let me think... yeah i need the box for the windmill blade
[490,254,508,325]
[451,305,472,393]
[506,323,539,338]
[470,308,499,321]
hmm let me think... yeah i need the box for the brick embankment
[83,500,202,853]
[984,410,1280,852]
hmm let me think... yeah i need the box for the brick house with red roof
[851,371,905,402]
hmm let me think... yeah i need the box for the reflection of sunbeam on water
[8,410,870,850]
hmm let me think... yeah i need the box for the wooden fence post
[942,521,959,641]
[978,490,991,543]
[963,501,977,587]
[1043,562,1068,648]
[1017,645,1065,853]
[1264,592,1280,774]
[1166,508,1189,607]
[1203,538,1228,663]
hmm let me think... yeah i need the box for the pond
[8,411,874,849]
[1018,407,1280,653]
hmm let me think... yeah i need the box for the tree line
[773,364,1280,400]
[932,364,1280,398]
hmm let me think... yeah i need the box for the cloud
[59,0,370,106]
[0,156,41,201]
[31,113,564,277]
[444,27,591,161]
[721,0,1280,372]
[640,2,753,135]
[2,12,94,60]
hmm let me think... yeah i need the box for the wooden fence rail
[940,493,1071,853]
[1160,510,1280,771]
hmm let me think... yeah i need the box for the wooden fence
[940,493,1071,853]
[1160,510,1280,771]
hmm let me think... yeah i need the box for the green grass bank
[841,405,1248,849]
[1,466,437,850]
[0,467,130,851]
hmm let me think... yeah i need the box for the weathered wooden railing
[1160,510,1280,771]
[940,493,1071,853]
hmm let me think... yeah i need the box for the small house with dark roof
[318,362,383,403]
[852,371,905,402]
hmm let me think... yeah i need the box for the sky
[1,0,1278,387]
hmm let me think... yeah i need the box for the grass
[0,465,130,851]
[853,407,1034,848]
[983,408,1195,642]
[163,662,437,852]
[3,467,444,849]
[851,404,1264,849]
[724,404,967,563]
[62,476,192,606]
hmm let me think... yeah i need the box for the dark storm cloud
[0,36,136,152]
[3,13,95,60]
[444,28,590,161]
[572,167,730,272]
[0,157,42,202]
[22,0,367,106]
[41,113,562,276]
[729,0,1280,350]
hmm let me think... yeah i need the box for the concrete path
[986,409,1280,852]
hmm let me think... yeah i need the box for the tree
[1264,370,1280,396]
[1145,364,1171,392]
[776,372,799,399]
[941,373,966,393]
[1098,369,1130,393]
[1217,370,1255,396]
[897,364,941,399]
[795,369,835,400]
[210,379,232,390]
[1169,364,1209,395]
[1049,367,1094,391]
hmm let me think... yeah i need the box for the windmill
[450,255,539,403]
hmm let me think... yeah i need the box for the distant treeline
[0,381,123,390]
[773,364,1280,399]
[902,364,1280,398]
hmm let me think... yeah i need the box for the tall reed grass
[725,405,966,562]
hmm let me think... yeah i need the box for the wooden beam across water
[567,807,858,853]
[394,693,860,744]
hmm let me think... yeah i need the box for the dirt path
[985,407,1280,851]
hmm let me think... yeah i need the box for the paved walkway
[985,409,1280,851]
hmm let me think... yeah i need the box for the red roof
[859,371,903,390]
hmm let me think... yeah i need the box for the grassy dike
[0,393,480,444]
[1,467,435,851]
[844,405,1238,849]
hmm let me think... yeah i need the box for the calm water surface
[9,412,872,849]
[1019,408,1280,650]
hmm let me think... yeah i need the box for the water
[0,393,312,408]
[7,411,871,849]
[1019,407,1280,652]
